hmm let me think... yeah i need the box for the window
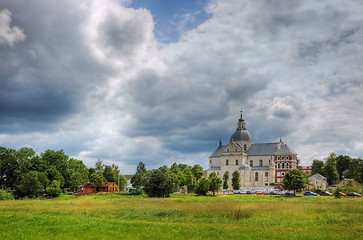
[227,149,229,152]
[282,156,285,160]
[250,160,253,167]
[217,172,219,176]
[265,172,268,177]
[277,156,280,160]
[282,172,285,176]
[259,160,263,166]
[269,160,271,165]
[286,163,289,168]
[286,156,289,160]
[209,159,212,164]
[282,163,285,169]
[255,172,258,181]
[277,172,281,176]
[235,159,238,165]
[226,160,229,166]
[278,163,280,169]
[244,144,247,151]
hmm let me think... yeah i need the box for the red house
[80,182,119,194]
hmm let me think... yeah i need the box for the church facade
[207,113,298,190]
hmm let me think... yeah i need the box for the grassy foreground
[0,193,362,240]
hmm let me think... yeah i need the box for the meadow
[0,193,362,240]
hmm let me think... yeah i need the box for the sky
[0,0,363,174]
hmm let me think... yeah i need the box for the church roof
[207,166,221,171]
[209,145,225,157]
[275,144,297,155]
[230,129,253,142]
[247,143,279,156]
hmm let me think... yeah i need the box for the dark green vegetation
[282,169,306,193]
[0,193,362,240]
[310,153,363,185]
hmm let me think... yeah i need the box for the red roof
[301,166,311,170]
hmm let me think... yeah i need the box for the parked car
[320,191,333,196]
[303,191,318,196]
[340,192,347,197]
[347,192,362,197]
[234,190,242,194]
[247,189,257,194]
[269,189,282,195]
[256,190,265,195]
[239,190,247,194]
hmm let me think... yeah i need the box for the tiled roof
[275,144,297,155]
[308,173,327,179]
[247,143,279,156]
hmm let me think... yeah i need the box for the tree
[95,159,104,173]
[191,165,204,181]
[170,163,179,174]
[103,165,116,182]
[336,155,351,180]
[90,173,105,187]
[142,167,178,197]
[208,172,222,196]
[322,153,339,185]
[343,158,363,184]
[183,167,194,185]
[223,171,229,189]
[17,171,42,198]
[37,171,49,194]
[0,147,19,189]
[177,171,186,187]
[311,160,324,176]
[47,180,62,197]
[177,163,188,172]
[118,175,127,190]
[282,169,306,194]
[231,171,241,190]
[195,177,209,196]
[69,172,84,191]
[131,162,147,189]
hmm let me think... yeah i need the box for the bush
[334,187,341,199]
[195,177,209,196]
[0,189,14,200]
[339,180,360,193]
[47,180,62,197]
[314,188,324,194]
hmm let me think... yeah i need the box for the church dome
[230,129,253,142]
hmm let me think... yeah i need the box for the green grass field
[0,193,362,239]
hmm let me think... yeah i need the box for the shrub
[334,187,341,198]
[0,189,14,200]
[314,188,324,194]
[195,177,209,196]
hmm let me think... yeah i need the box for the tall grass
[0,193,362,239]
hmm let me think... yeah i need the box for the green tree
[170,163,179,174]
[192,165,204,181]
[223,171,229,189]
[95,159,104,173]
[183,167,194,185]
[69,172,84,191]
[142,167,178,197]
[343,158,363,184]
[282,169,306,194]
[37,171,49,194]
[311,160,324,176]
[41,150,69,187]
[231,171,241,190]
[103,165,117,182]
[336,155,351,180]
[47,180,62,197]
[0,147,19,189]
[90,173,105,187]
[208,172,222,196]
[177,171,186,187]
[17,171,42,198]
[195,177,209,196]
[177,163,188,172]
[118,175,127,190]
[131,162,147,189]
[322,153,339,185]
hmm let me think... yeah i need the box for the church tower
[229,111,253,152]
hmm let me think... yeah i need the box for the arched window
[287,163,289,168]
[226,160,229,166]
[265,172,268,177]
[282,156,285,160]
[259,160,263,166]
[235,159,238,165]
[277,156,280,160]
[255,172,258,181]
[282,163,285,169]
[244,144,247,151]
[278,163,280,169]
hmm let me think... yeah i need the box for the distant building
[207,112,298,189]
[301,166,312,175]
[308,173,327,189]
[80,182,119,194]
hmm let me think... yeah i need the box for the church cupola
[237,111,246,130]
[230,110,253,150]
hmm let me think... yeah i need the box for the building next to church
[207,112,298,190]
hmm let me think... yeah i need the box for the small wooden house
[80,182,119,194]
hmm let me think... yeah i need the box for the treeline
[0,146,126,199]
[130,162,224,197]
[310,153,363,185]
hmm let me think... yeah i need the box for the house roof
[309,173,327,179]
[247,143,279,156]
[103,182,118,187]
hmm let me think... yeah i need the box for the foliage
[313,188,324,194]
[183,167,195,185]
[195,177,209,196]
[339,179,360,193]
[343,158,363,184]
[142,166,178,197]
[131,162,147,189]
[90,173,105,187]
[0,189,14,200]
[191,165,204,181]
[310,159,324,176]
[208,172,222,196]
[322,153,339,185]
[222,171,229,189]
[47,180,62,197]
[231,171,240,190]
[336,155,351,180]
[118,175,128,189]
[17,171,42,198]
[334,187,342,198]
[282,169,306,193]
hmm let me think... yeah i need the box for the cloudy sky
[1,0,362,174]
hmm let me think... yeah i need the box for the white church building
[207,112,298,189]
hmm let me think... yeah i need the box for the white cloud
[0,8,26,46]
